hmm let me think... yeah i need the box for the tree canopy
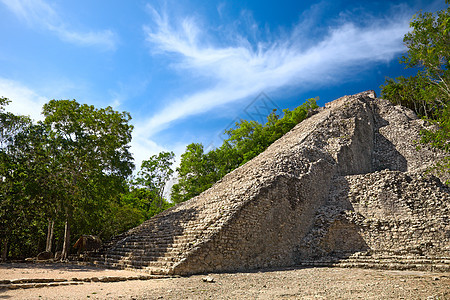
[381,1,449,181]
[3,0,448,262]
[0,99,172,261]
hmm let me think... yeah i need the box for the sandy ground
[0,263,449,299]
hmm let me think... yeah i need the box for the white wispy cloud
[139,4,411,138]
[0,78,47,121]
[0,0,117,50]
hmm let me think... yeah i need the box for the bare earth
[0,263,449,299]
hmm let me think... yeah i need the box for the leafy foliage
[401,4,450,97]
[0,98,172,260]
[381,1,449,182]
[171,143,220,204]
[135,151,175,207]
[120,188,173,221]
[0,95,319,259]
[0,97,35,260]
[40,100,136,259]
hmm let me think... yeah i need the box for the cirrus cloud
[138,3,411,138]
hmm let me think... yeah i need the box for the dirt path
[1,263,449,299]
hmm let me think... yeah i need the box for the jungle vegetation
[381,1,449,180]
[1,1,448,261]
[0,96,317,260]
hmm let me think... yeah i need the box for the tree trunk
[61,212,72,260]
[158,191,164,208]
[46,219,54,253]
[1,238,7,262]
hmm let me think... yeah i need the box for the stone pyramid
[91,91,450,275]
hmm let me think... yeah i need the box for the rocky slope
[90,91,449,275]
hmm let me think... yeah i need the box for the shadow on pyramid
[89,91,450,275]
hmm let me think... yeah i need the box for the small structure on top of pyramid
[90,91,449,275]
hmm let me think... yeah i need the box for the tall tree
[171,144,214,203]
[401,3,450,97]
[0,98,32,261]
[381,1,449,181]
[41,100,134,259]
[135,151,175,207]
[18,122,62,254]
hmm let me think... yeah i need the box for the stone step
[105,248,184,257]
[90,261,173,275]
[104,243,196,253]
[100,253,179,262]
[89,255,183,268]
[113,259,176,269]
[92,260,174,275]
[103,244,192,254]
[297,257,450,272]
[117,234,199,242]
[111,237,197,244]
[343,258,450,264]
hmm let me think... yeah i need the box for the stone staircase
[88,92,450,276]
[89,185,249,274]
[297,253,450,272]
[90,220,198,274]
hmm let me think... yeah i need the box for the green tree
[171,143,215,203]
[2,98,163,260]
[41,100,134,259]
[381,2,449,181]
[135,151,175,207]
[13,122,59,255]
[119,187,173,221]
[401,3,450,97]
[224,119,266,163]
[0,97,34,260]
[224,97,319,166]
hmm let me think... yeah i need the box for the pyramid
[91,91,450,275]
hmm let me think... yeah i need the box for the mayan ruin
[89,91,450,275]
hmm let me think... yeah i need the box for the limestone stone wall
[300,171,450,259]
[91,91,450,275]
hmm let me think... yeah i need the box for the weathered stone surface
[90,91,449,275]
[0,274,164,290]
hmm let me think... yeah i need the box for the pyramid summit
[90,91,450,275]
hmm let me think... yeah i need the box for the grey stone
[202,276,215,283]
[89,91,450,275]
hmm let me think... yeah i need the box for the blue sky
[0,0,446,169]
